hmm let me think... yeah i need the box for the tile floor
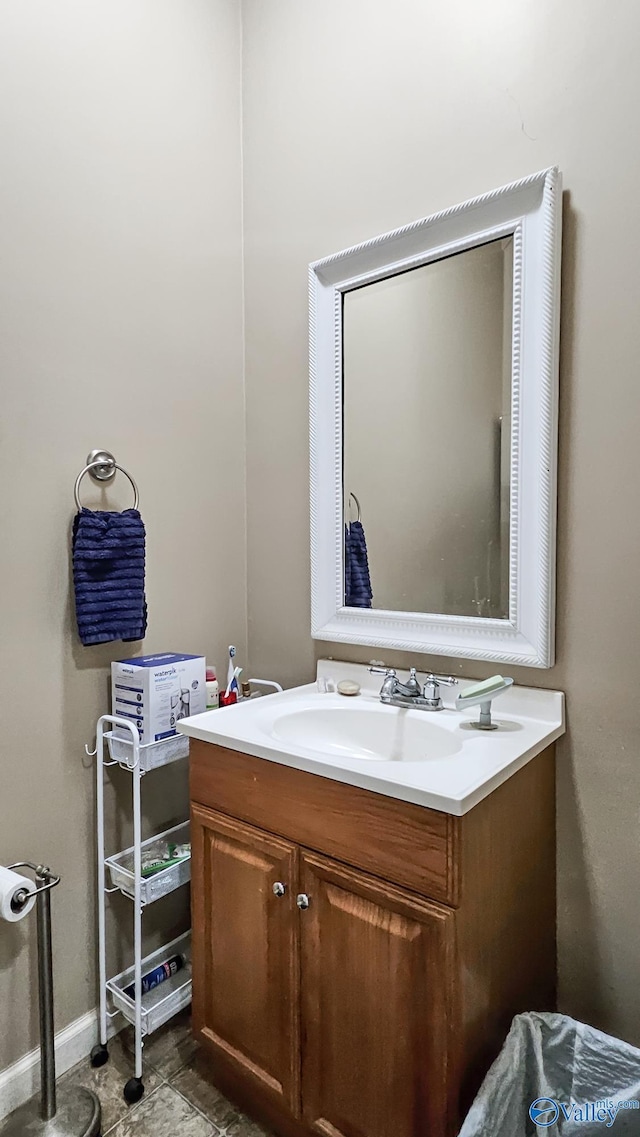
[8,1011,274,1137]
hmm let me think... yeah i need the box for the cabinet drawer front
[191,805,300,1112]
[299,853,456,1137]
[191,742,458,905]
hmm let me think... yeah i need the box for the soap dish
[337,680,361,697]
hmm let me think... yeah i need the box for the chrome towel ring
[74,449,139,512]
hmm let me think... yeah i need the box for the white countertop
[177,660,564,816]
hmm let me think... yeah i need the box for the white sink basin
[270,705,462,763]
[177,660,565,815]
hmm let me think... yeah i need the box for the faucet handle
[422,673,458,710]
[368,666,398,699]
[423,673,457,688]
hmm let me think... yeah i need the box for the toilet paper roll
[0,865,37,923]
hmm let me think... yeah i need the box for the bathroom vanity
[179,166,565,1136]
[180,664,564,1137]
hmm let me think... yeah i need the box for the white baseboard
[0,1008,121,1122]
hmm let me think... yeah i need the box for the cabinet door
[191,805,300,1112]
[300,852,456,1137]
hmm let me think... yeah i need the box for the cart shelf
[107,932,192,1036]
[105,729,189,772]
[105,822,191,905]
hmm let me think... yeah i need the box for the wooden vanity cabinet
[190,809,300,1112]
[190,741,556,1137]
[298,852,455,1137]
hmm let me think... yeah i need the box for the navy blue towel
[72,508,147,646]
[345,520,373,608]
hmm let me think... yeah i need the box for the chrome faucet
[368,667,457,711]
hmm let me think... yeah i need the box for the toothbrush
[225,666,242,699]
[227,646,236,693]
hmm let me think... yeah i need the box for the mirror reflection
[343,236,513,619]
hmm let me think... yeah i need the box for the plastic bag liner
[458,1012,640,1136]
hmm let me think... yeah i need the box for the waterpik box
[111,652,206,744]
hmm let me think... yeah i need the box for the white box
[111,652,206,744]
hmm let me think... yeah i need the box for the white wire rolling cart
[88,715,192,1105]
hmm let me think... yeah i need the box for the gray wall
[242,0,640,1044]
[0,0,246,1074]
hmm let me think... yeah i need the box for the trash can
[458,1012,640,1136]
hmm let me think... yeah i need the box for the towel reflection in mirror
[344,505,373,608]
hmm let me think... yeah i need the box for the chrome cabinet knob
[272,882,286,897]
[296,893,310,910]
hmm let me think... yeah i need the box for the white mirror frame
[309,167,562,667]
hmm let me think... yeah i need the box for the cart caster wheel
[124,1077,144,1105]
[90,1043,109,1068]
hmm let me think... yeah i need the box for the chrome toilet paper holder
[7,861,59,915]
[0,863,101,1137]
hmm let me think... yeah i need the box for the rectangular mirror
[310,168,562,666]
